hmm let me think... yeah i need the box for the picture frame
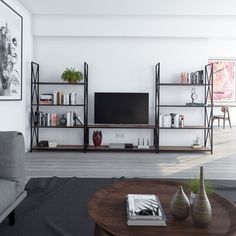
[0,0,23,101]
[208,58,236,102]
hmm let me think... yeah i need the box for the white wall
[33,15,236,39]
[0,0,33,149]
[17,0,236,16]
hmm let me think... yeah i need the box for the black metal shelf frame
[31,62,89,152]
[155,63,214,154]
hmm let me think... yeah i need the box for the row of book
[34,111,83,127]
[126,194,167,226]
[39,92,78,105]
[180,70,204,84]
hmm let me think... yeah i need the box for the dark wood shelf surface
[32,82,85,85]
[87,145,157,152]
[32,145,84,151]
[159,126,210,130]
[33,125,84,128]
[32,104,85,107]
[159,104,207,107]
[87,124,155,129]
[157,83,212,86]
[156,104,214,108]
[159,146,211,152]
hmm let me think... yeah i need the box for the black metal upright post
[83,62,89,152]
[155,63,160,153]
[30,62,33,152]
[31,62,40,151]
[204,63,214,154]
[204,65,207,148]
[210,63,214,154]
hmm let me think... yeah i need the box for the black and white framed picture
[0,0,22,100]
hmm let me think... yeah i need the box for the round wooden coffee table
[88,179,236,236]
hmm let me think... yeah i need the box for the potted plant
[61,68,83,83]
[187,177,213,205]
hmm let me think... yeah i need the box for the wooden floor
[26,127,236,180]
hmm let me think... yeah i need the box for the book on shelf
[65,111,83,127]
[191,144,202,149]
[39,100,52,105]
[39,93,53,105]
[126,194,167,226]
[52,91,78,105]
[40,93,53,100]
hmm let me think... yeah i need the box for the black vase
[92,131,102,147]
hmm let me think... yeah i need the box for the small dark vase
[59,114,67,126]
[170,185,190,220]
[93,130,102,147]
[192,166,212,228]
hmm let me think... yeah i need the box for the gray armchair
[0,131,27,225]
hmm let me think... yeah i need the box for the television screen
[94,92,149,124]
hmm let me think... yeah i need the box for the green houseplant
[61,68,83,83]
[187,177,213,205]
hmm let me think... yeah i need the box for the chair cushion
[0,179,16,213]
[213,115,224,119]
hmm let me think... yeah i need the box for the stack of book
[39,94,53,104]
[126,194,167,226]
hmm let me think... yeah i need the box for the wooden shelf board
[33,125,84,128]
[32,145,84,151]
[159,105,207,107]
[157,83,211,86]
[159,146,211,152]
[87,145,157,152]
[32,82,85,85]
[87,124,155,129]
[32,104,85,107]
[159,126,210,130]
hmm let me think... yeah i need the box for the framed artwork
[208,58,236,102]
[0,0,22,101]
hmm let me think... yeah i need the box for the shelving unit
[30,62,213,154]
[30,62,88,151]
[155,63,214,153]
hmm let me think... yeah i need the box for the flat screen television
[94,92,149,124]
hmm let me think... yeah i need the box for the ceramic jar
[170,185,190,220]
[59,114,67,126]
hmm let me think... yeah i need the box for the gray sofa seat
[0,180,16,213]
[0,131,27,225]
[0,131,25,196]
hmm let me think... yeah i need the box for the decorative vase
[59,114,67,126]
[192,166,212,228]
[92,130,102,147]
[170,185,190,220]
